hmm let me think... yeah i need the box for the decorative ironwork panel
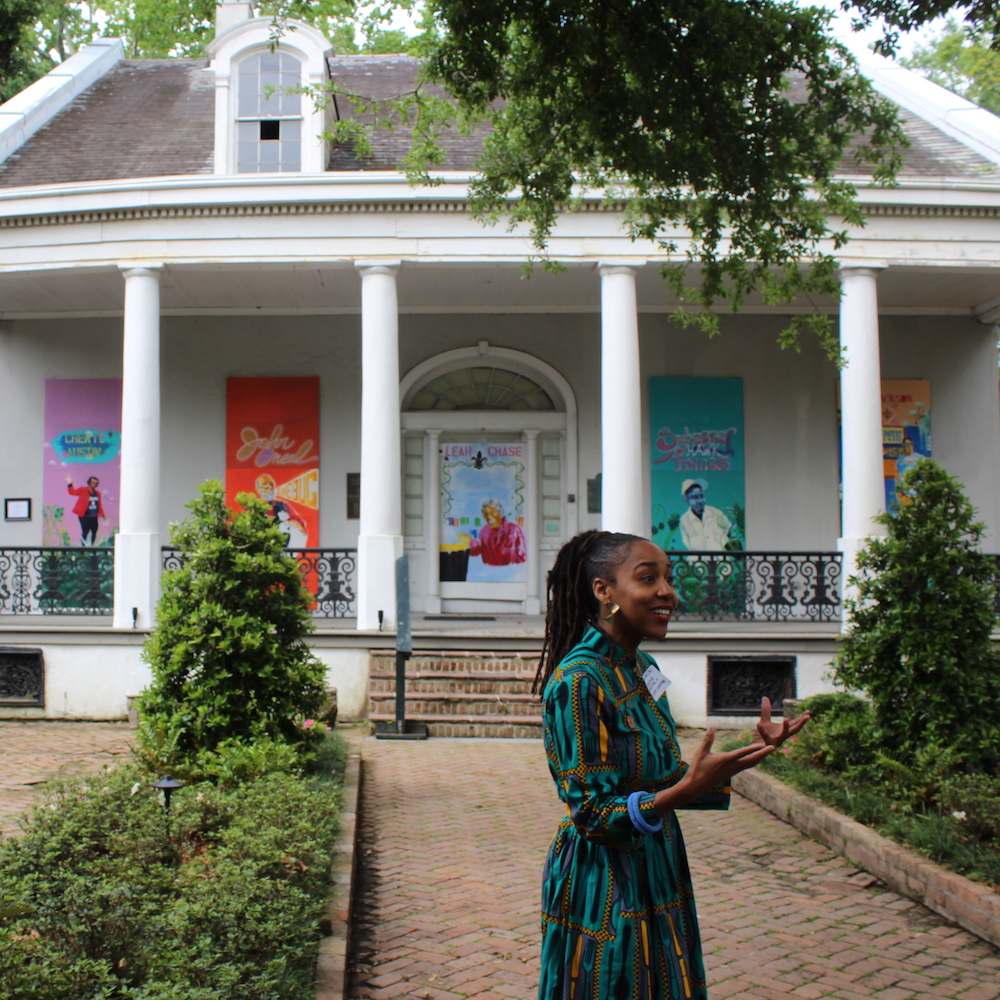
[667,551,842,622]
[0,548,113,616]
[708,655,796,716]
[161,547,357,619]
[0,646,44,706]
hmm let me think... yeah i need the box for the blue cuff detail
[627,791,663,835]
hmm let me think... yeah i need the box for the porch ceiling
[0,260,998,318]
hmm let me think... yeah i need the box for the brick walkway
[1,724,998,998]
[0,720,134,837]
[348,737,1000,1000]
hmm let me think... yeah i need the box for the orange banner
[226,377,320,549]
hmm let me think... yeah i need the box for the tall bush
[834,459,1000,771]
[138,480,326,755]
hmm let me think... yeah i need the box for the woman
[535,530,808,1000]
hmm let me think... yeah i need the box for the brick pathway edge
[316,735,364,1000]
[734,767,1000,949]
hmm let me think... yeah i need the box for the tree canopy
[900,15,1000,112]
[844,0,1000,55]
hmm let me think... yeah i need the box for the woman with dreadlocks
[535,531,809,1000]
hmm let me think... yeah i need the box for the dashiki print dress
[538,626,730,1000]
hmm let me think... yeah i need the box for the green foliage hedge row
[0,736,345,1000]
[751,693,1000,888]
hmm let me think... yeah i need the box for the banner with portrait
[882,379,931,509]
[43,379,122,547]
[440,442,527,583]
[649,377,746,551]
[225,377,320,549]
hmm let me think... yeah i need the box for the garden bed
[0,732,349,1000]
[733,765,1000,950]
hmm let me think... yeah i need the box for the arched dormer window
[236,51,302,172]
[207,17,332,175]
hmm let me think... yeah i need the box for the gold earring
[604,602,620,621]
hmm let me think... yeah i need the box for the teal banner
[649,377,746,551]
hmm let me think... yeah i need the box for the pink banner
[43,379,122,547]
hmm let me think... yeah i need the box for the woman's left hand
[751,697,810,749]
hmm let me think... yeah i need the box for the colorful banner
[43,379,122,547]
[882,379,931,509]
[226,377,320,549]
[649,377,746,551]
[440,443,527,583]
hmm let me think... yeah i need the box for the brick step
[369,693,542,718]
[368,652,542,737]
[369,677,535,696]
[370,654,539,677]
[368,669,534,685]
[369,711,543,739]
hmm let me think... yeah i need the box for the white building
[1,1,999,729]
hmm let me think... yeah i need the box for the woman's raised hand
[680,728,775,800]
[752,697,810,749]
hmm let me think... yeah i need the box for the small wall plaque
[586,475,602,514]
[4,498,31,521]
[346,473,360,520]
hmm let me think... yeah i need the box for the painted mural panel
[440,443,527,583]
[225,377,320,548]
[43,379,122,547]
[882,379,931,509]
[649,377,746,551]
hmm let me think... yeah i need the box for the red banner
[226,377,320,549]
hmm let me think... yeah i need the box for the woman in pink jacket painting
[458,498,527,566]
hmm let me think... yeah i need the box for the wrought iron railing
[0,547,114,615]
[161,547,357,619]
[667,551,843,623]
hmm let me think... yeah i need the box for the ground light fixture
[152,775,184,835]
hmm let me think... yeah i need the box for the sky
[806,0,950,60]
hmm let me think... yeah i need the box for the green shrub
[0,733,346,1000]
[940,773,1000,844]
[834,460,1000,773]
[786,693,879,774]
[137,480,327,757]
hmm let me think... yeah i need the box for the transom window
[236,51,302,173]
[407,367,556,411]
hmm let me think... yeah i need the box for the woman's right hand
[681,728,774,799]
[653,729,773,813]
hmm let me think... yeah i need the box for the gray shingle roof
[0,53,993,188]
[0,59,214,188]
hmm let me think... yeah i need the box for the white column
[113,264,162,629]
[599,263,645,535]
[356,262,403,630]
[838,265,887,622]
[425,429,442,615]
[524,430,541,614]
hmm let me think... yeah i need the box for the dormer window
[209,17,331,175]
[235,51,302,172]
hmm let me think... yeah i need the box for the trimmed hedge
[0,736,345,1000]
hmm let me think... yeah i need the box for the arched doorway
[400,343,578,615]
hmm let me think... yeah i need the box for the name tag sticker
[642,664,671,701]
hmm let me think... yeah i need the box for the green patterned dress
[538,626,730,1000]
